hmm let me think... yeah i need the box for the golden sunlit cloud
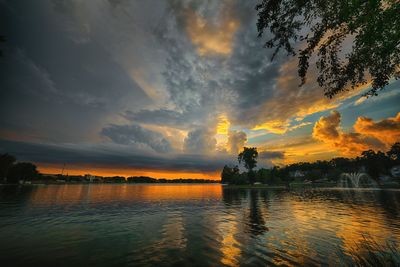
[260,137,337,165]
[252,120,288,134]
[216,114,230,135]
[354,112,400,145]
[252,120,311,134]
[215,114,230,151]
[184,4,239,56]
[313,111,400,156]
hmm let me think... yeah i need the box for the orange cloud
[312,110,342,140]
[354,113,400,145]
[313,111,399,156]
[252,120,311,134]
[252,120,289,134]
[184,5,239,56]
[260,137,338,165]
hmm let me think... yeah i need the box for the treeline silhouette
[0,154,38,184]
[127,176,218,184]
[222,143,400,185]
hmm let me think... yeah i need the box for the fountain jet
[338,172,377,188]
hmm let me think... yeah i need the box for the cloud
[0,139,229,174]
[259,151,284,159]
[312,111,341,140]
[184,128,217,154]
[154,0,367,138]
[123,109,200,130]
[183,2,239,56]
[227,130,247,154]
[216,114,230,135]
[312,111,397,156]
[259,136,338,164]
[252,120,312,134]
[0,4,152,143]
[101,124,172,153]
[354,113,400,145]
[234,57,358,129]
[353,89,400,106]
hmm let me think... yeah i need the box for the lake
[0,184,399,266]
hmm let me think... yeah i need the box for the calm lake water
[0,184,399,266]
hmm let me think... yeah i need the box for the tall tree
[256,0,400,98]
[238,147,258,184]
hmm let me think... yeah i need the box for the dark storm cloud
[124,109,197,129]
[0,139,228,173]
[0,0,152,142]
[259,151,285,159]
[101,124,173,153]
[184,128,217,154]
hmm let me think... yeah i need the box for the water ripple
[0,185,399,266]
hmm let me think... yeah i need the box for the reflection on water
[28,184,222,205]
[218,213,241,266]
[0,184,399,266]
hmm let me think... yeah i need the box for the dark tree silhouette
[238,147,258,184]
[360,150,389,180]
[7,162,39,184]
[0,153,16,179]
[256,0,400,98]
[221,165,240,184]
[387,142,400,162]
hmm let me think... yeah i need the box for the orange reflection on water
[29,184,222,205]
[280,193,400,264]
[218,214,241,266]
[335,207,398,256]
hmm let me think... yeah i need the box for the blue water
[0,184,399,266]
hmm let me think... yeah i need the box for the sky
[0,0,399,179]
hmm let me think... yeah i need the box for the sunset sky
[0,0,399,179]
